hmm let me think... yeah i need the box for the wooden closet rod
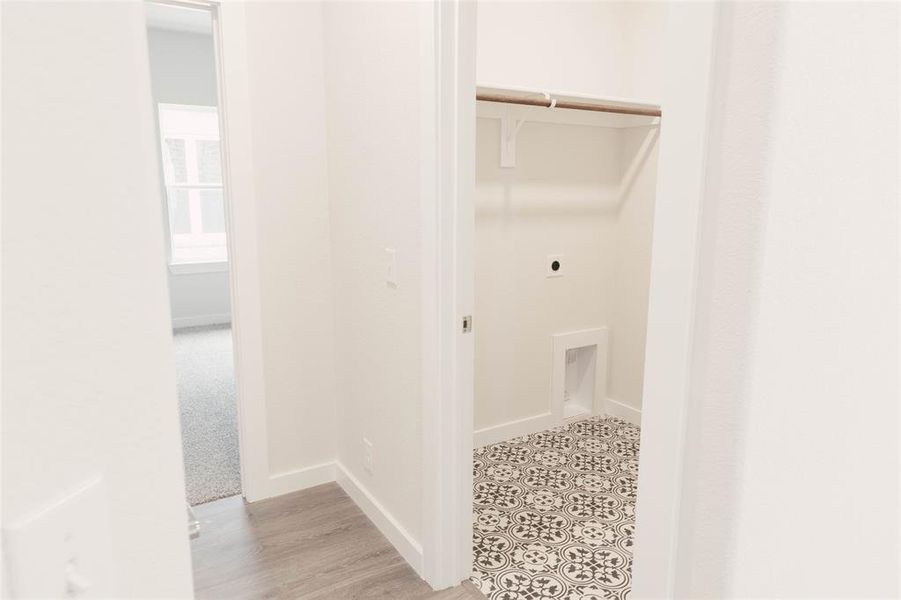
[476,93,662,118]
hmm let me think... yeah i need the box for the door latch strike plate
[462,315,472,333]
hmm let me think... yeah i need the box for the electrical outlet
[362,438,374,475]
[546,254,564,278]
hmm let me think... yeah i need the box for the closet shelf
[476,85,661,129]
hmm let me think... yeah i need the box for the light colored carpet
[174,324,241,506]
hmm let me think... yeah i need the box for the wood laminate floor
[191,483,484,600]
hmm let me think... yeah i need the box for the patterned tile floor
[471,415,640,600]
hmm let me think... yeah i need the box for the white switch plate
[547,254,565,278]
[3,476,116,598]
[385,248,398,288]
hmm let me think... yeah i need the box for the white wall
[618,2,667,102]
[607,127,658,412]
[239,2,338,479]
[473,121,658,431]
[1,2,193,597]
[147,28,219,106]
[674,2,899,597]
[473,2,663,433]
[474,120,619,429]
[476,1,665,101]
[166,268,231,329]
[323,0,427,546]
[147,28,217,106]
[146,27,232,329]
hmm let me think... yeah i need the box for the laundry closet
[472,2,665,443]
[473,89,659,443]
[470,4,666,598]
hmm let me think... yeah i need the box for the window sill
[168,261,228,275]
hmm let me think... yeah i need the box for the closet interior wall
[474,1,666,435]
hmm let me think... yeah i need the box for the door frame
[420,0,477,587]
[212,1,271,502]
[421,1,722,595]
[146,0,270,502]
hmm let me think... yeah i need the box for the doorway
[469,87,660,598]
[421,2,721,596]
[145,1,240,507]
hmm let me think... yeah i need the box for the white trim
[172,313,231,329]
[471,402,642,450]
[604,398,642,426]
[473,412,555,448]
[266,462,336,499]
[214,2,271,503]
[335,463,424,577]
[472,400,642,449]
[168,260,228,275]
[419,0,442,584]
[420,0,476,591]
[630,5,720,598]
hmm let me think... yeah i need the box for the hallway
[191,484,484,599]
[3,2,897,599]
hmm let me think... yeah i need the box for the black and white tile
[472,415,640,600]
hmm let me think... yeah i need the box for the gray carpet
[174,324,241,506]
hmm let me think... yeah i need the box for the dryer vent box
[552,327,609,421]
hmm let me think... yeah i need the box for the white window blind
[158,104,227,265]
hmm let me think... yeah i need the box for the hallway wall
[674,2,899,597]
[1,2,193,595]
[323,0,428,552]
[721,3,898,595]
[239,1,337,480]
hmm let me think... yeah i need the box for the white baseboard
[172,313,232,329]
[258,461,424,578]
[335,462,423,577]
[475,401,643,448]
[474,412,555,448]
[604,397,642,426]
[266,462,336,499]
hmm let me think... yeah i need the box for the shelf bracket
[500,116,525,168]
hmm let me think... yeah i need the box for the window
[158,104,227,265]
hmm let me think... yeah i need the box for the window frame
[156,102,228,270]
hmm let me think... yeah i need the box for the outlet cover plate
[385,248,398,288]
